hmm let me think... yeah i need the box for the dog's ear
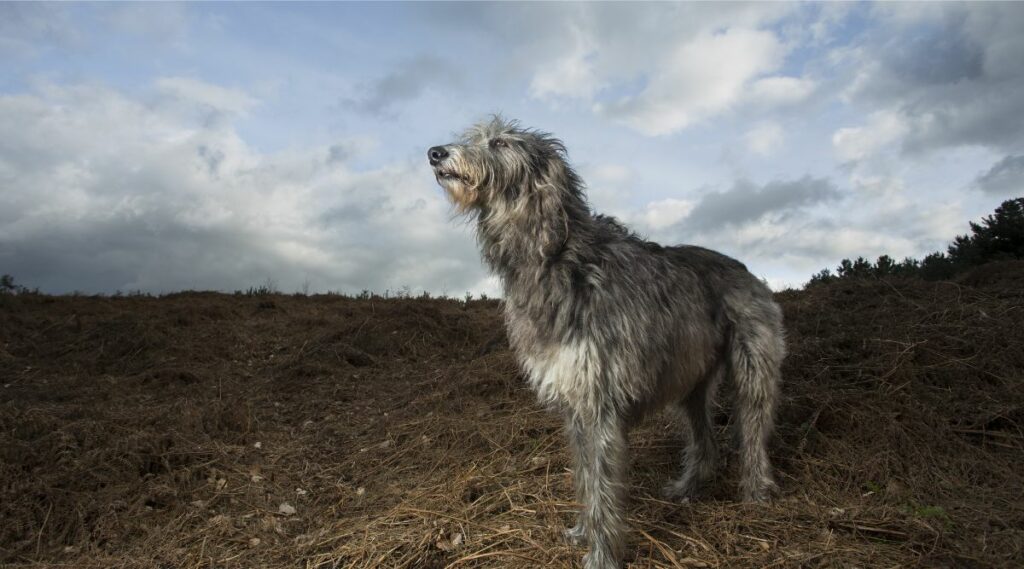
[526,156,572,261]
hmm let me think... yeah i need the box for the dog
[428,117,785,569]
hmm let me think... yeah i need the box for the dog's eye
[490,139,508,149]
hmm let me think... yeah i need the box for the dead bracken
[1,266,1022,568]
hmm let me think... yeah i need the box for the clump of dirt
[1,272,1021,568]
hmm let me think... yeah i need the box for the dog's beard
[438,175,479,212]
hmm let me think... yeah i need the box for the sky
[1,2,1023,296]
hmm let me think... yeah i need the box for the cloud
[529,24,603,101]
[0,3,82,57]
[344,55,462,117]
[748,76,817,107]
[832,110,907,163]
[744,121,784,156]
[639,199,695,230]
[973,155,1024,196]
[598,28,788,135]
[102,3,189,43]
[684,176,841,230]
[156,77,259,116]
[839,3,1024,155]
[0,81,485,295]
[471,3,812,136]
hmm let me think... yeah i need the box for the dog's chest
[519,339,603,407]
[503,309,602,407]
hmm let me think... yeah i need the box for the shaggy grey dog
[428,117,785,569]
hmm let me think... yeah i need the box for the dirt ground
[2,264,1022,568]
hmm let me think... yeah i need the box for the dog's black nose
[428,146,448,165]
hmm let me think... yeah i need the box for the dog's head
[428,116,575,213]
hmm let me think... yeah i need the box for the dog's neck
[475,181,594,288]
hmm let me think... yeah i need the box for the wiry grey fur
[428,117,785,569]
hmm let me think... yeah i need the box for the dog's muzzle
[427,146,448,166]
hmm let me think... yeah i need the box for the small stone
[279,502,297,516]
[355,487,366,497]
[253,441,262,449]
[248,537,261,547]
[295,488,308,496]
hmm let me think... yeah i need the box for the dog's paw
[582,550,622,569]
[563,523,586,546]
[661,479,701,502]
[740,479,779,503]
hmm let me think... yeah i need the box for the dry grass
[1,264,1022,568]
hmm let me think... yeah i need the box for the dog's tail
[726,291,785,501]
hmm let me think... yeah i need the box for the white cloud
[639,198,695,230]
[600,28,787,135]
[591,164,630,184]
[748,76,816,106]
[744,121,785,156]
[529,24,603,100]
[832,111,908,163]
[156,77,258,116]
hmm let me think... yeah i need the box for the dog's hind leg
[663,372,720,501]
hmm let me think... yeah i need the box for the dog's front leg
[564,413,590,546]
[570,409,629,569]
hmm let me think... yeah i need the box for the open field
[2,264,1023,568]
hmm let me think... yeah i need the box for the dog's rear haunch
[429,118,785,569]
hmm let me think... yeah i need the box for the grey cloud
[973,155,1024,196]
[2,217,275,294]
[0,82,489,296]
[848,3,1024,154]
[327,144,349,164]
[102,3,189,43]
[0,4,187,59]
[345,56,462,117]
[0,4,82,57]
[685,176,841,230]
[197,145,225,176]
[883,14,984,87]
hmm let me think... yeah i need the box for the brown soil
[1,266,1022,568]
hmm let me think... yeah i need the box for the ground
[1,264,1023,568]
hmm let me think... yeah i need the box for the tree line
[809,197,1024,285]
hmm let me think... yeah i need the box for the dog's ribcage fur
[480,203,782,422]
